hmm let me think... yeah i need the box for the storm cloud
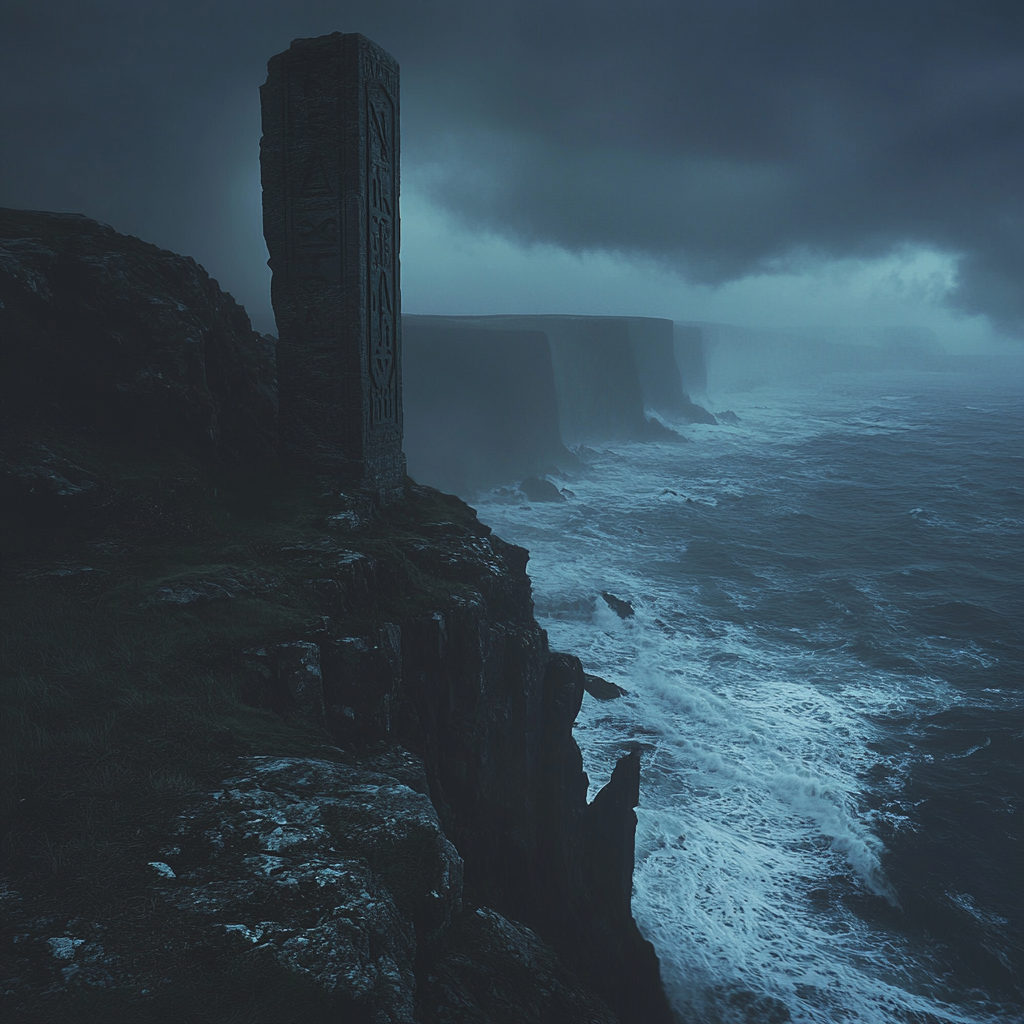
[2,0,1021,335]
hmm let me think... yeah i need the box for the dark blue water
[475,367,1024,1023]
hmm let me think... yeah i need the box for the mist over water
[473,366,1023,1024]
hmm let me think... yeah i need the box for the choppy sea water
[473,368,1023,1024]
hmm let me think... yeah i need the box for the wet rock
[680,397,718,425]
[519,475,566,502]
[718,409,741,424]
[583,673,628,701]
[578,750,673,1024]
[600,592,635,619]
[644,415,684,441]
[155,755,463,1018]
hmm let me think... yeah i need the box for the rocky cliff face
[0,208,277,471]
[0,210,675,1023]
[401,320,572,494]
[402,313,722,495]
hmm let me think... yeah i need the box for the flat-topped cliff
[401,320,572,494]
[0,210,676,1024]
[403,313,717,495]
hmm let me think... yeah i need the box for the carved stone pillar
[261,32,405,501]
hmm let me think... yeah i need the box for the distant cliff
[674,322,709,398]
[0,210,676,1024]
[401,320,572,494]
[404,313,716,495]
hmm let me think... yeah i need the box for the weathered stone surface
[423,906,618,1023]
[322,624,403,744]
[148,755,464,1019]
[583,672,628,701]
[261,33,405,500]
[0,208,278,470]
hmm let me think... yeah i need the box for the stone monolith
[261,32,405,501]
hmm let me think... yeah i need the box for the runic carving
[261,32,405,500]
[300,157,333,196]
[367,82,397,425]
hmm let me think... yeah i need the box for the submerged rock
[520,475,566,502]
[600,592,636,619]
[583,673,629,701]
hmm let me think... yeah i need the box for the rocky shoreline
[0,209,676,1023]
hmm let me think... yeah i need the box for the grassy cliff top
[1,427,508,938]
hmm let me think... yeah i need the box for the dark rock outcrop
[519,475,566,502]
[0,217,676,1024]
[601,591,636,619]
[165,756,464,1021]
[0,208,277,470]
[534,656,673,1024]
[584,672,629,700]
[423,905,619,1023]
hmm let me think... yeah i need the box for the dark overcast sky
[1,0,1021,340]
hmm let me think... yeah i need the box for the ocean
[472,366,1023,1024]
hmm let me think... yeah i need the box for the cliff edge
[0,210,676,1023]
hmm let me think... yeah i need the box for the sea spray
[476,369,1023,1024]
